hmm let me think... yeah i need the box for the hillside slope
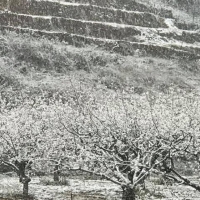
[0,0,200,106]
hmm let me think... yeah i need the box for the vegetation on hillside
[1,31,200,97]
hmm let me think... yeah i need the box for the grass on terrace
[0,31,200,99]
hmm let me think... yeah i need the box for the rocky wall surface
[159,31,200,44]
[171,44,200,55]
[181,31,200,43]
[0,12,141,40]
[0,13,53,30]
[0,0,199,60]
[1,26,198,60]
[175,22,199,30]
[6,0,167,28]
[64,0,173,18]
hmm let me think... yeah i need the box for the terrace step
[1,0,200,61]
[63,0,173,18]
[1,11,199,47]
[1,26,199,60]
[2,0,168,28]
[0,12,142,40]
[158,29,200,44]
[135,20,200,45]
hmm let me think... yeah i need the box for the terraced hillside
[2,2,200,200]
[0,0,200,59]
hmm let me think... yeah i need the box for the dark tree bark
[122,186,136,200]
[14,160,32,196]
[171,169,200,191]
[22,176,31,196]
[54,164,59,182]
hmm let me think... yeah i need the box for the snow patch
[14,13,52,20]
[164,18,182,35]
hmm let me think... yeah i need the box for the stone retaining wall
[0,0,199,60]
[2,0,168,28]
[1,26,198,60]
[0,12,141,40]
[175,22,199,30]
[65,0,173,18]
[159,31,200,44]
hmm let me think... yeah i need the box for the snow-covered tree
[2,85,200,199]
[0,99,59,195]
[58,88,200,200]
[0,105,36,195]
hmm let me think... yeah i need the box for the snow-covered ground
[0,176,121,200]
[0,175,200,200]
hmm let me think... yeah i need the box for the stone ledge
[0,12,141,40]
[2,0,168,28]
[1,26,199,60]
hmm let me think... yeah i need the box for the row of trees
[1,86,200,199]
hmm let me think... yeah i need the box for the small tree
[0,128,33,196]
[24,100,78,183]
[0,101,53,195]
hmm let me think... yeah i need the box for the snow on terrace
[2,3,200,55]
[15,0,200,37]
[15,13,52,19]
[2,0,199,46]
[2,10,200,52]
[7,0,200,48]
[6,12,136,29]
[35,0,162,17]
[1,12,173,33]
[3,24,200,54]
[134,18,200,47]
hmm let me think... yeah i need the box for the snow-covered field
[0,176,121,200]
[0,175,200,200]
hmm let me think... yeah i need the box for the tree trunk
[23,178,29,195]
[22,176,31,196]
[54,165,59,182]
[122,186,136,200]
[14,160,32,196]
